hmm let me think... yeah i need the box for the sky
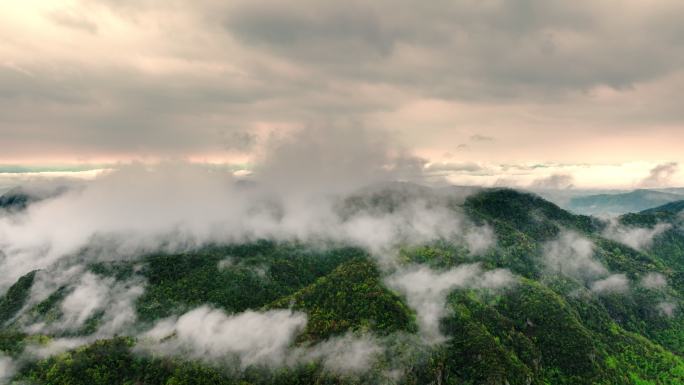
[1,0,684,188]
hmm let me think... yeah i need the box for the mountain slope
[641,200,684,216]
[2,187,684,385]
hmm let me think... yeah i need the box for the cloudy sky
[1,0,683,188]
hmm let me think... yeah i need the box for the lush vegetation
[3,188,684,384]
[269,259,418,341]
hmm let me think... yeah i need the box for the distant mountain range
[566,189,684,216]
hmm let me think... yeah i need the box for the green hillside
[2,188,684,384]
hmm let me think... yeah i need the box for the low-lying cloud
[602,222,671,251]
[297,333,383,374]
[543,232,637,294]
[0,354,15,384]
[140,306,409,375]
[640,272,668,290]
[138,305,388,374]
[13,270,146,359]
[542,231,607,280]
[590,274,630,295]
[385,264,516,344]
[140,306,307,368]
[657,301,677,317]
[0,174,490,292]
[0,126,495,292]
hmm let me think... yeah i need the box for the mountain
[641,200,684,216]
[0,185,69,213]
[0,188,34,212]
[2,188,684,385]
[567,189,684,216]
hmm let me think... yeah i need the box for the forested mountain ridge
[2,187,684,385]
[640,200,684,217]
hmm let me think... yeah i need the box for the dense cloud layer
[0,125,496,291]
[2,1,684,179]
[0,163,493,291]
[0,120,502,375]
